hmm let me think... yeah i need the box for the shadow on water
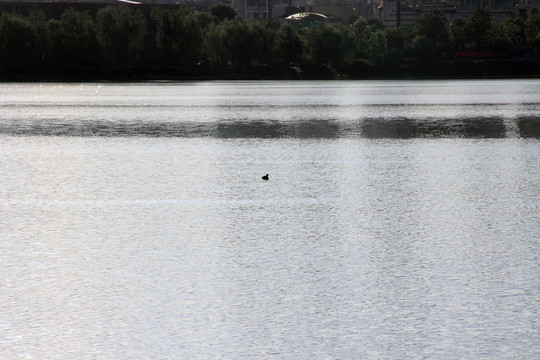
[1,117,539,139]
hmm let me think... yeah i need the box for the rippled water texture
[1,80,539,138]
[1,80,540,359]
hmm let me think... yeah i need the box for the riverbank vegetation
[1,4,539,80]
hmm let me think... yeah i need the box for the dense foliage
[0,5,539,79]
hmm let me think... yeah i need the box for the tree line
[1,3,539,79]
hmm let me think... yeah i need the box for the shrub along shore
[1,3,539,81]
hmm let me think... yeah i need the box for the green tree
[462,9,515,52]
[502,16,525,50]
[28,10,48,64]
[489,22,512,52]
[450,18,468,50]
[386,26,412,60]
[306,23,349,69]
[0,12,40,72]
[204,22,226,64]
[366,18,386,32]
[465,9,493,50]
[367,29,388,63]
[249,21,277,66]
[96,5,148,64]
[152,7,202,65]
[276,22,303,65]
[414,10,450,55]
[351,17,387,62]
[205,19,254,67]
[410,34,436,63]
[209,3,236,23]
[197,12,218,33]
[351,17,372,59]
[524,14,540,54]
[48,8,98,68]
[222,19,254,67]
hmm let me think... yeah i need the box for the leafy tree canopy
[96,5,148,63]
[209,3,236,23]
[525,14,540,49]
[414,10,450,52]
[48,8,97,66]
[0,12,40,71]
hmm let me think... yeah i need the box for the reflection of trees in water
[208,117,536,139]
[290,120,340,138]
[215,121,285,138]
[360,117,513,139]
[361,118,419,139]
[215,120,340,138]
[1,117,537,138]
[518,118,540,138]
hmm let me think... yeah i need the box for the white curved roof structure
[285,12,328,21]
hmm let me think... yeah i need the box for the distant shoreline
[2,4,539,83]
[3,60,539,82]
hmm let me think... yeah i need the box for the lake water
[1,80,539,359]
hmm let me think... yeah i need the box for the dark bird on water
[262,174,269,181]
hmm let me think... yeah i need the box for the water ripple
[1,117,539,138]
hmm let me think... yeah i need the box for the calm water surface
[1,80,539,359]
